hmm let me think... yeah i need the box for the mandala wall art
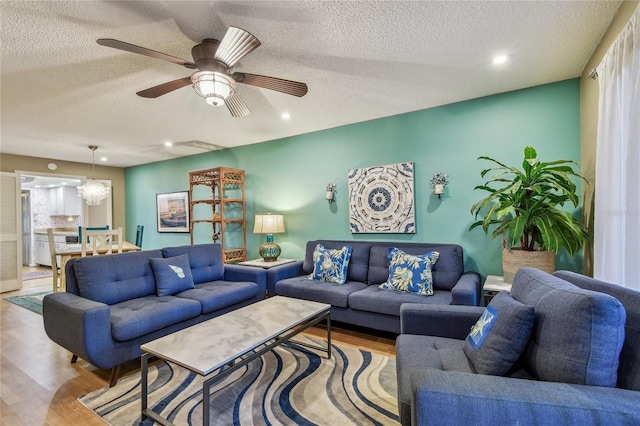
[348,162,415,233]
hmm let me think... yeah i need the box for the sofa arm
[400,304,484,338]
[223,265,267,296]
[266,260,304,295]
[450,272,481,306]
[266,260,303,282]
[42,292,114,367]
[410,369,640,425]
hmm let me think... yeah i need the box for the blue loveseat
[396,267,640,425]
[267,240,481,334]
[43,244,266,386]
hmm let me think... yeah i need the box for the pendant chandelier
[77,145,110,206]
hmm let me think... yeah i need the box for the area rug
[79,336,399,425]
[23,270,53,280]
[3,291,50,315]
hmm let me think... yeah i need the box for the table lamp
[253,212,285,261]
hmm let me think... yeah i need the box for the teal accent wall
[125,79,582,278]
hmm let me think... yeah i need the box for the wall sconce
[430,172,449,200]
[326,183,337,203]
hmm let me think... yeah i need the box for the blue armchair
[395,268,640,425]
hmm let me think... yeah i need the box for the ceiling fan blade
[97,39,196,69]
[213,27,261,68]
[233,73,308,97]
[136,77,192,98]
[225,93,250,117]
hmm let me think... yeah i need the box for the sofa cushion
[176,281,259,314]
[511,268,626,387]
[554,270,640,391]
[151,254,195,296]
[110,295,202,341]
[463,291,535,376]
[349,285,452,317]
[162,244,224,284]
[367,244,463,290]
[275,276,367,308]
[379,248,439,296]
[308,244,353,284]
[73,250,158,305]
[302,241,372,283]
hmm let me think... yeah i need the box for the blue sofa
[396,267,640,425]
[267,240,481,334]
[43,244,266,386]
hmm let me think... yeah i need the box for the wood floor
[0,281,396,425]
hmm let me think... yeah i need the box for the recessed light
[62,182,67,185]
[100,157,107,162]
[165,141,173,147]
[281,113,290,120]
[493,55,508,65]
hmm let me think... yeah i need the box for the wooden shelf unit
[188,167,246,263]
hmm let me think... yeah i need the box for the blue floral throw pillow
[307,244,353,284]
[379,248,439,295]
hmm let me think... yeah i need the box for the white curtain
[594,4,640,290]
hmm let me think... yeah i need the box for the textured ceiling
[1,1,622,168]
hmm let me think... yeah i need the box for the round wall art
[348,162,415,233]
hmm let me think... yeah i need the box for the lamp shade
[253,213,285,234]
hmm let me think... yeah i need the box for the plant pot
[502,241,555,284]
[434,184,444,195]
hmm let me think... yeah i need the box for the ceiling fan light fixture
[192,71,235,106]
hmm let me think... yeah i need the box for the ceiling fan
[97,27,308,117]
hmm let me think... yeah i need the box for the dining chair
[135,225,144,248]
[78,225,109,243]
[46,228,61,292]
[81,227,123,257]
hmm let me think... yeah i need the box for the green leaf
[470,145,587,255]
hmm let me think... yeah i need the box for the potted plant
[470,146,588,283]
[430,172,449,198]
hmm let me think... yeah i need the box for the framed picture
[348,162,415,233]
[156,191,190,233]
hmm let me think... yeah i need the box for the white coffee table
[140,296,331,426]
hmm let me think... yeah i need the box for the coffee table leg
[327,315,332,359]
[141,353,149,419]
[203,378,212,426]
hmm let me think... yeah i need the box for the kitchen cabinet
[49,187,82,216]
[34,233,65,267]
[34,234,50,266]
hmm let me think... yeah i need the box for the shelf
[188,167,246,263]
[191,198,244,205]
[189,218,244,224]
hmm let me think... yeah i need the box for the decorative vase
[434,184,444,195]
[502,239,555,284]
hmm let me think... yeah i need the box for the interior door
[1,172,23,292]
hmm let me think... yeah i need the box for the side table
[238,258,298,297]
[238,258,296,269]
[483,275,512,306]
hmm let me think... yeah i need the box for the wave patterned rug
[3,291,50,315]
[79,336,399,426]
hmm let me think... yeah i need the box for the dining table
[55,241,141,292]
